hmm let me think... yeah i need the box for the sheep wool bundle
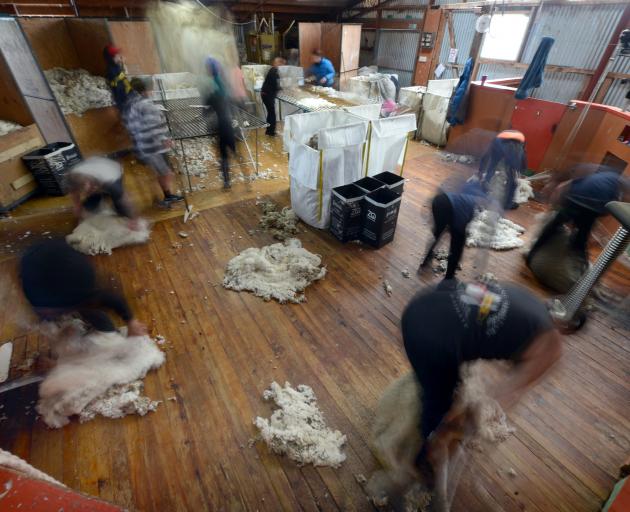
[466,210,525,250]
[254,381,347,467]
[66,211,150,255]
[259,200,299,240]
[36,323,165,428]
[514,178,534,204]
[0,120,23,137]
[44,68,113,116]
[223,238,326,303]
[367,361,514,510]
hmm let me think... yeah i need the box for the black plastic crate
[354,176,385,194]
[373,171,404,196]
[330,183,365,243]
[360,187,402,248]
[22,142,81,196]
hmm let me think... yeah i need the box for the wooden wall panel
[340,24,361,74]
[0,52,32,126]
[20,18,80,71]
[321,23,342,72]
[298,23,321,70]
[0,124,43,211]
[108,21,162,75]
[66,18,111,77]
[66,106,130,157]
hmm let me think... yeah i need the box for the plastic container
[354,176,385,194]
[330,183,365,243]
[360,187,402,248]
[22,142,81,196]
[373,171,405,195]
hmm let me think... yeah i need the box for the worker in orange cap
[478,130,527,209]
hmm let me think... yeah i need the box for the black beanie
[20,239,96,309]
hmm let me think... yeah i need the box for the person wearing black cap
[20,239,147,336]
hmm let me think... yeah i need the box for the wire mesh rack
[276,91,338,114]
[156,97,268,140]
[155,96,268,192]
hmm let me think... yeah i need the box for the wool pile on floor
[466,210,525,250]
[367,361,514,510]
[44,68,113,116]
[253,381,347,467]
[223,238,326,303]
[258,200,299,240]
[36,322,165,428]
[66,211,150,255]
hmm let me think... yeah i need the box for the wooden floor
[0,133,629,512]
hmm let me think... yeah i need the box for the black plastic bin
[22,142,82,196]
[330,183,366,243]
[354,176,385,194]
[360,187,402,248]
[373,171,404,196]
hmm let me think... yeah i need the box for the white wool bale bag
[285,111,368,229]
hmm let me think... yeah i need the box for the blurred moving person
[419,180,489,280]
[307,50,335,87]
[66,157,138,229]
[527,163,627,265]
[261,57,285,137]
[402,278,562,511]
[204,57,237,189]
[103,45,132,114]
[126,77,184,207]
[478,130,528,209]
[20,239,147,337]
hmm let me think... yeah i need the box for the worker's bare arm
[493,329,563,411]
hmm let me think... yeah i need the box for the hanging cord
[194,0,257,26]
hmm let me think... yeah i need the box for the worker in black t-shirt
[401,278,562,511]
[261,57,285,137]
[20,239,147,337]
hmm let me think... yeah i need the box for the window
[480,13,530,61]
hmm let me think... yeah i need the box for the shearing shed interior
[0,0,629,511]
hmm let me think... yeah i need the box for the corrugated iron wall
[438,11,476,72]
[520,4,624,68]
[603,54,630,109]
[375,29,421,86]
[437,2,629,108]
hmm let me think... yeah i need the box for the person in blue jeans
[307,50,335,87]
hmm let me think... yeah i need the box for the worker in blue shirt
[307,50,335,87]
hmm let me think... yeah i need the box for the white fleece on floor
[0,448,64,486]
[254,381,347,467]
[223,238,326,303]
[466,210,525,250]
[514,178,534,204]
[36,324,165,428]
[66,211,150,255]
